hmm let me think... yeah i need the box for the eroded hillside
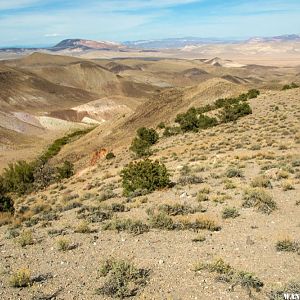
[0,86,299,299]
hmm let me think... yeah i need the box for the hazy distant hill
[52,39,124,51]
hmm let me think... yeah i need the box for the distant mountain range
[123,37,236,49]
[125,34,300,49]
[0,34,299,52]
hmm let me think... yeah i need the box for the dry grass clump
[197,191,209,202]
[175,216,221,231]
[242,188,277,214]
[103,218,149,235]
[177,174,204,186]
[223,179,237,189]
[57,238,76,251]
[74,221,93,233]
[277,170,289,180]
[251,176,272,188]
[148,212,221,232]
[222,207,240,219]
[97,259,150,298]
[17,230,34,247]
[157,203,198,216]
[0,212,13,226]
[281,180,295,191]
[276,237,299,253]
[192,235,206,243]
[77,206,112,223]
[225,167,243,178]
[9,268,31,288]
[148,212,175,230]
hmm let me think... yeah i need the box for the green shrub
[130,137,151,157]
[219,102,252,123]
[243,188,277,214]
[0,180,14,212]
[157,122,166,129]
[39,127,94,163]
[106,152,116,160]
[1,161,34,195]
[57,161,74,179]
[247,89,260,99]
[163,126,181,137]
[198,114,218,129]
[137,127,159,145]
[175,107,217,132]
[121,159,171,196]
[97,259,150,298]
[282,82,299,90]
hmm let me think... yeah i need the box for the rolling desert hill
[0,51,299,171]
[0,84,299,300]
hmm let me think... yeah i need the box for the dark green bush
[282,82,299,90]
[1,161,34,195]
[121,159,171,196]
[136,127,159,145]
[130,127,159,157]
[198,114,218,129]
[247,89,260,99]
[57,161,74,179]
[196,104,214,113]
[130,137,152,157]
[175,107,200,132]
[163,126,181,137]
[157,122,166,129]
[105,152,116,160]
[219,102,252,123]
[39,127,94,163]
[175,107,218,132]
[0,179,14,212]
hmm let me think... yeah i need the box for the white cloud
[44,33,63,37]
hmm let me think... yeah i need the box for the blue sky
[0,0,299,47]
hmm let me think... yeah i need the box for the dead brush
[96,259,150,298]
[194,258,264,298]
[242,188,277,214]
